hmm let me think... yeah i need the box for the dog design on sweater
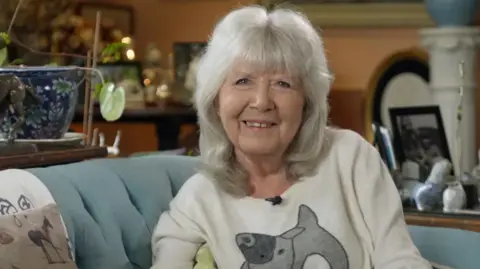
[236,204,349,269]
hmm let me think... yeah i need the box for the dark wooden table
[73,104,198,150]
[404,208,480,232]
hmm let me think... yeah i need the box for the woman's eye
[277,81,291,88]
[235,78,249,85]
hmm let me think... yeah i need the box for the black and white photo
[389,106,452,181]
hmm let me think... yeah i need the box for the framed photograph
[76,3,135,35]
[173,42,207,85]
[389,106,452,181]
[364,48,430,143]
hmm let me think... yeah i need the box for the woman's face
[217,62,305,158]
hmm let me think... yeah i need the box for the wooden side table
[405,210,480,232]
[0,146,108,170]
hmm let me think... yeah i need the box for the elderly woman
[151,5,431,269]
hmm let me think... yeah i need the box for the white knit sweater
[151,129,431,269]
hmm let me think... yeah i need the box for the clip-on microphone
[265,196,283,205]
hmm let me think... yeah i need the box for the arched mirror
[364,48,432,142]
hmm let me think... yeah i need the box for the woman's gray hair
[194,5,332,197]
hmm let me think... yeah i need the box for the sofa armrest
[408,225,480,269]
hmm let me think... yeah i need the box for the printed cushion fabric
[0,203,77,269]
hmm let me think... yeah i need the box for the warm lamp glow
[121,37,132,44]
[126,49,135,60]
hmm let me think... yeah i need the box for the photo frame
[389,106,453,180]
[76,3,135,35]
[364,48,430,143]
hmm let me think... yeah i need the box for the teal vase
[425,0,479,27]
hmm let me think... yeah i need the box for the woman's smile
[241,121,278,136]
[242,120,278,129]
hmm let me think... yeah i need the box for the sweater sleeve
[151,178,206,269]
[353,140,432,269]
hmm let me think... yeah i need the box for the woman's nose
[250,83,274,111]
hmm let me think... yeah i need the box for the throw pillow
[0,203,77,269]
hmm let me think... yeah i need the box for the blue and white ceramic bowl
[0,66,83,139]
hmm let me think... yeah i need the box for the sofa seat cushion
[27,155,198,269]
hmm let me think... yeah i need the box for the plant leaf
[0,48,8,66]
[10,58,23,65]
[101,42,127,62]
[0,32,10,44]
[93,83,103,99]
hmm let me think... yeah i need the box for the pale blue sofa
[26,155,480,269]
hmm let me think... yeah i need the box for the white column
[420,27,480,175]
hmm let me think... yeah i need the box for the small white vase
[443,181,466,213]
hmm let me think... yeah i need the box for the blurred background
[1,0,478,157]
